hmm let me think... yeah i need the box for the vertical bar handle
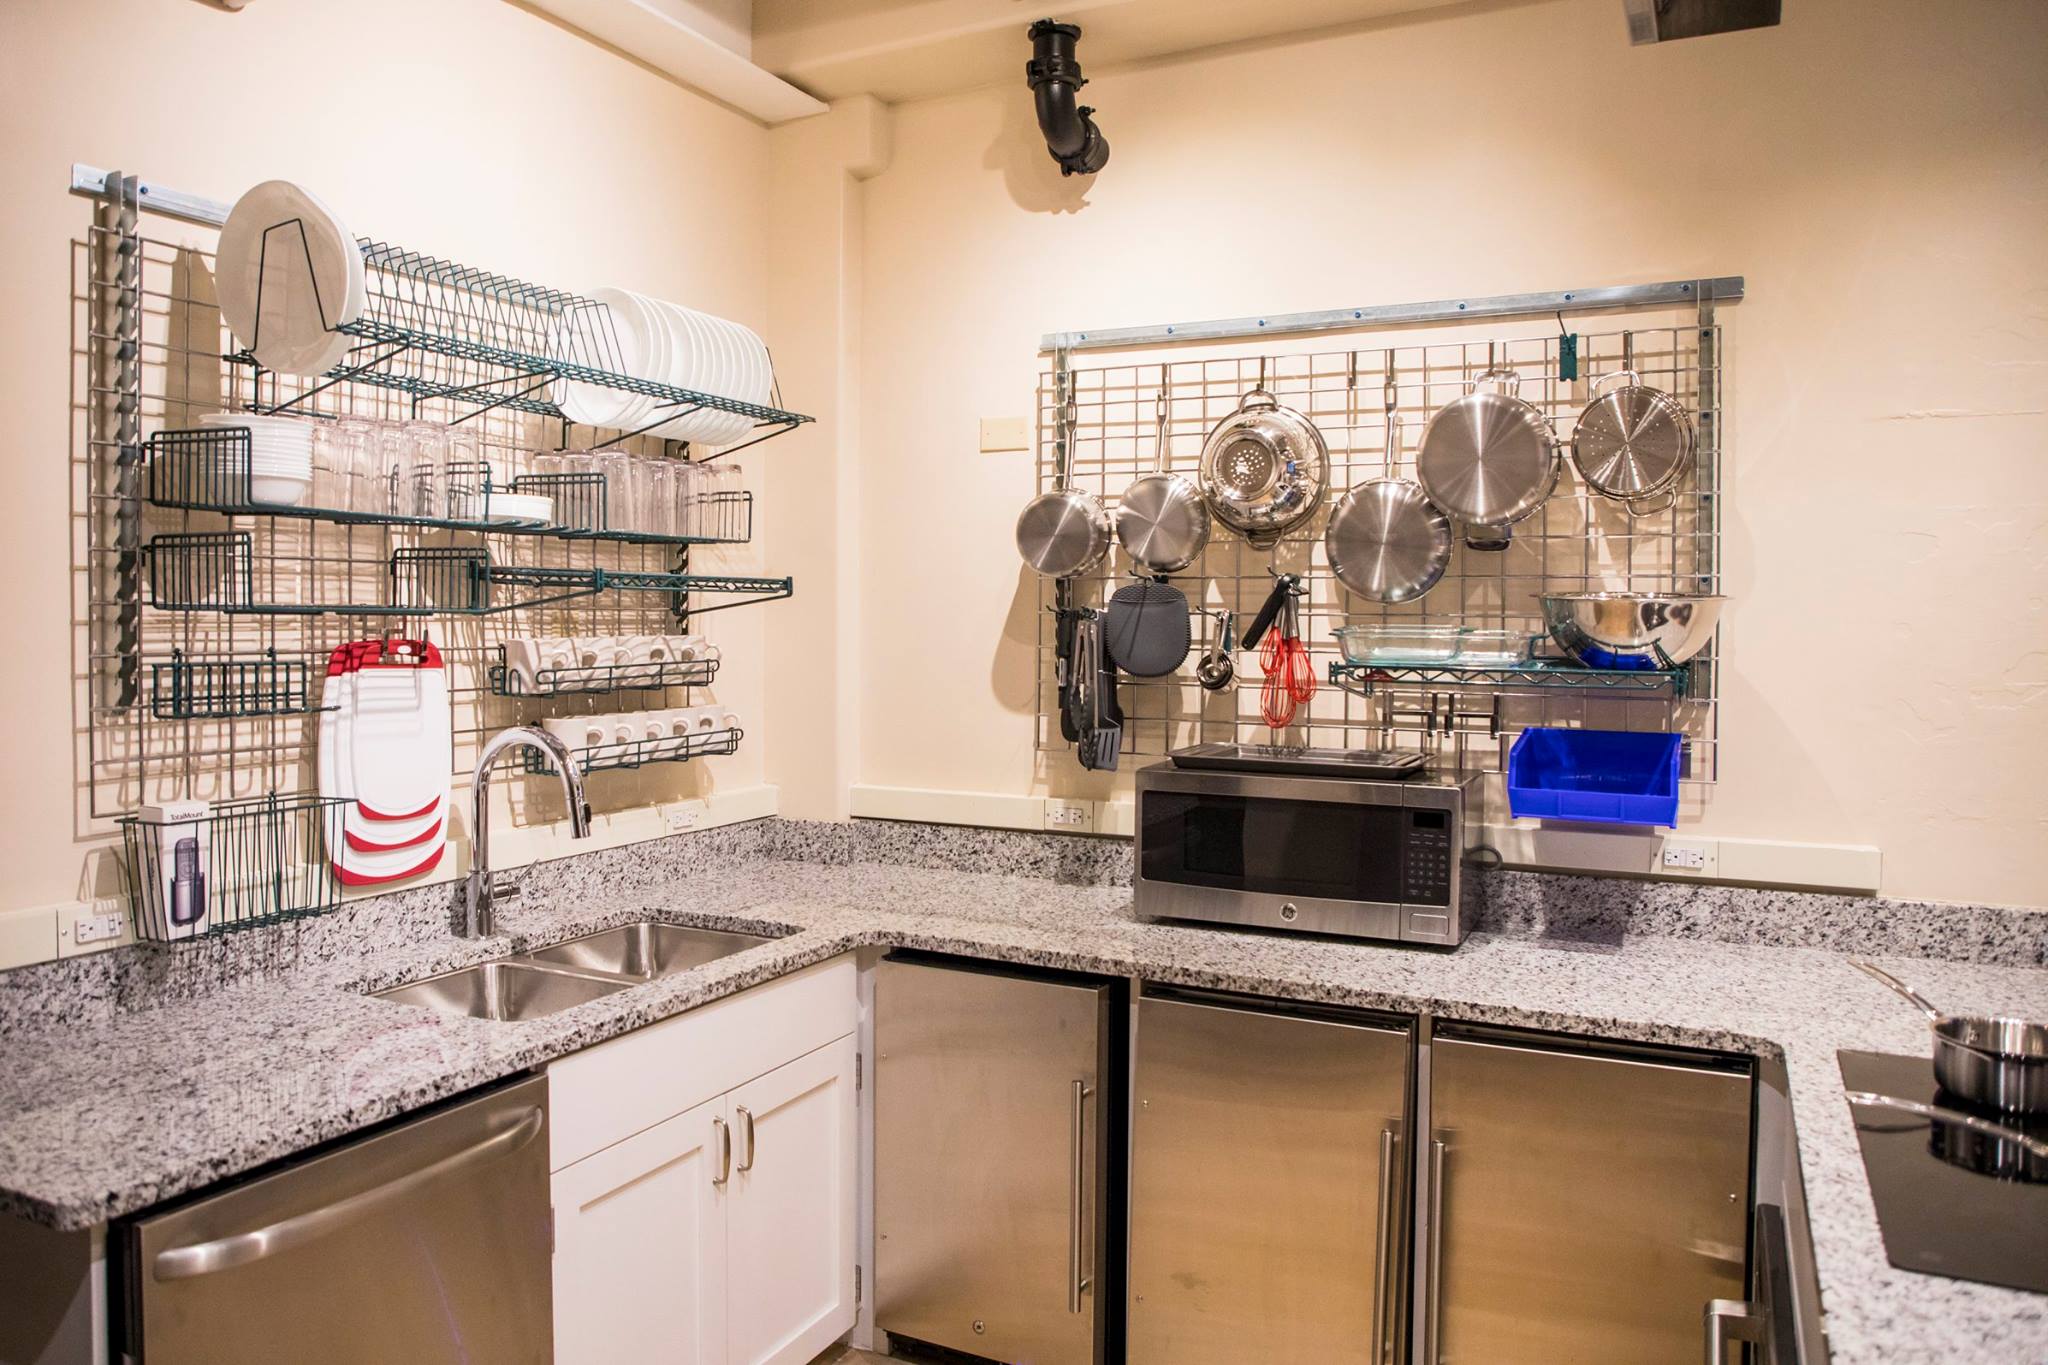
[1069,1079,1094,1314]
[711,1116,731,1186]
[1704,1298,1762,1363]
[736,1105,756,1172]
[1426,1138,1447,1365]
[1371,1127,1396,1363]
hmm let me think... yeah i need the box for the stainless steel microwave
[1134,763,1481,946]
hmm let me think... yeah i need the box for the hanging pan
[1327,361,1452,603]
[1115,382,1211,575]
[1570,331,1696,516]
[1416,345,1560,551]
[1016,377,1110,577]
[1199,362,1328,549]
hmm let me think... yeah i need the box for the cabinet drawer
[550,954,857,1171]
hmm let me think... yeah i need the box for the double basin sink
[371,921,774,1022]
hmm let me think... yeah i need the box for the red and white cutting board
[318,639,450,886]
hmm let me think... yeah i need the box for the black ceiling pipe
[1026,19,1110,177]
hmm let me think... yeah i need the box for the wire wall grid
[1032,313,1725,795]
[75,169,800,824]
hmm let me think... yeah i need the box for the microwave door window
[1148,793,1404,904]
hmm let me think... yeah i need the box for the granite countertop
[2,855,2044,1362]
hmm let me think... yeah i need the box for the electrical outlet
[664,806,697,834]
[1043,799,1092,832]
[1660,839,1713,872]
[69,909,126,946]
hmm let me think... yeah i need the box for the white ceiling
[751,0,1478,104]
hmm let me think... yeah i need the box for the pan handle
[1240,575,1293,650]
[1590,369,1644,397]
[1851,960,1942,1023]
[1846,1091,2048,1160]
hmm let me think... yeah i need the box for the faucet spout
[464,726,592,939]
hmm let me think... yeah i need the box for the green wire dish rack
[524,726,742,777]
[145,427,754,548]
[141,533,794,618]
[149,647,324,719]
[1329,655,1692,697]
[118,793,349,944]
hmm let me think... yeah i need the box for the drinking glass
[402,421,449,519]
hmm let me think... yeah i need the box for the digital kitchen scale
[1168,743,1429,781]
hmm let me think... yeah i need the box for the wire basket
[525,726,742,776]
[149,648,321,719]
[488,645,720,697]
[118,793,349,943]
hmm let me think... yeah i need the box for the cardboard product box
[138,798,210,941]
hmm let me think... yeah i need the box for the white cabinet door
[725,1035,859,1365]
[554,1095,730,1365]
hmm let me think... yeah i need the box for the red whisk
[1259,582,1317,728]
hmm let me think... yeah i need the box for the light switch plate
[980,416,1029,452]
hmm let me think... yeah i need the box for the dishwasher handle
[153,1105,544,1282]
[1069,1078,1094,1314]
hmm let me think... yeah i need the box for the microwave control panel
[1401,810,1455,906]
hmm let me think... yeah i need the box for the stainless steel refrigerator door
[1129,994,1412,1365]
[875,958,1108,1365]
[127,1073,552,1365]
[1425,1035,1752,1365]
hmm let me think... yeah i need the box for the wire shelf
[488,646,720,697]
[524,726,742,776]
[149,648,323,719]
[1032,314,1725,790]
[117,793,348,943]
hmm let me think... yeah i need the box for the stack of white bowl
[543,706,740,762]
[197,412,314,506]
[504,634,718,691]
[556,288,772,447]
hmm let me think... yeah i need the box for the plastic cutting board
[318,640,448,886]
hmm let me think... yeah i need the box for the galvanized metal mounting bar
[1039,277,1745,354]
[71,163,230,228]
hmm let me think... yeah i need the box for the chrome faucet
[464,726,593,938]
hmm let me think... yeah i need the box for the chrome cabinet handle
[736,1105,756,1172]
[154,1107,542,1281]
[1371,1128,1396,1364]
[712,1116,731,1186]
[1704,1297,1763,1363]
[1069,1079,1094,1314]
[1425,1138,1447,1365]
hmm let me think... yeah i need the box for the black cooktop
[1837,1050,2048,1294]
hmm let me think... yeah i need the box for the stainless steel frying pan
[1853,960,2048,1114]
[1016,377,1110,577]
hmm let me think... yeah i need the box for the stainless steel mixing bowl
[1539,592,1726,669]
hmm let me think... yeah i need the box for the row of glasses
[308,418,489,521]
[523,450,747,541]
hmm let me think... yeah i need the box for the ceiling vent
[1623,0,1781,44]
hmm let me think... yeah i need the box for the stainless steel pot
[1854,961,2048,1115]
[1016,379,1111,577]
[1416,365,1560,549]
[1116,384,1210,574]
[1198,388,1328,549]
[1570,333,1695,515]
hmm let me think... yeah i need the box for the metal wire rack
[73,169,766,834]
[117,793,347,942]
[524,726,743,777]
[1031,304,1726,795]
[487,647,720,698]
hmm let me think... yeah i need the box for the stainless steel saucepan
[1016,376,1111,578]
[1416,355,1560,550]
[1115,382,1210,575]
[1569,331,1696,516]
[1853,960,2048,1115]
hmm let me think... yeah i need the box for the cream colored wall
[853,0,2048,906]
[0,0,776,915]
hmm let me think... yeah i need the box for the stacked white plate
[197,411,314,506]
[317,639,451,887]
[215,180,367,378]
[484,491,555,527]
[556,288,772,447]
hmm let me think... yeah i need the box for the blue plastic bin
[1506,728,1682,827]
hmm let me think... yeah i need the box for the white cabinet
[550,956,859,1365]
[554,1097,728,1365]
[727,1036,859,1365]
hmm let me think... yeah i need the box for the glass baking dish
[1333,625,1527,666]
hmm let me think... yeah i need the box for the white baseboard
[849,784,1135,837]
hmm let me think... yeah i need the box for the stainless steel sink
[371,960,630,1022]
[523,921,773,981]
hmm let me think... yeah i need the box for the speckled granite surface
[1,820,2045,1362]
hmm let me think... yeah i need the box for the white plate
[215,181,364,378]
[485,492,555,525]
[556,299,638,429]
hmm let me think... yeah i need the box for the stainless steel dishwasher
[874,953,1125,1365]
[1128,987,1414,1365]
[113,1073,552,1364]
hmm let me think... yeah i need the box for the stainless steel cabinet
[875,955,1121,1365]
[1421,1031,1753,1365]
[1128,991,1413,1365]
